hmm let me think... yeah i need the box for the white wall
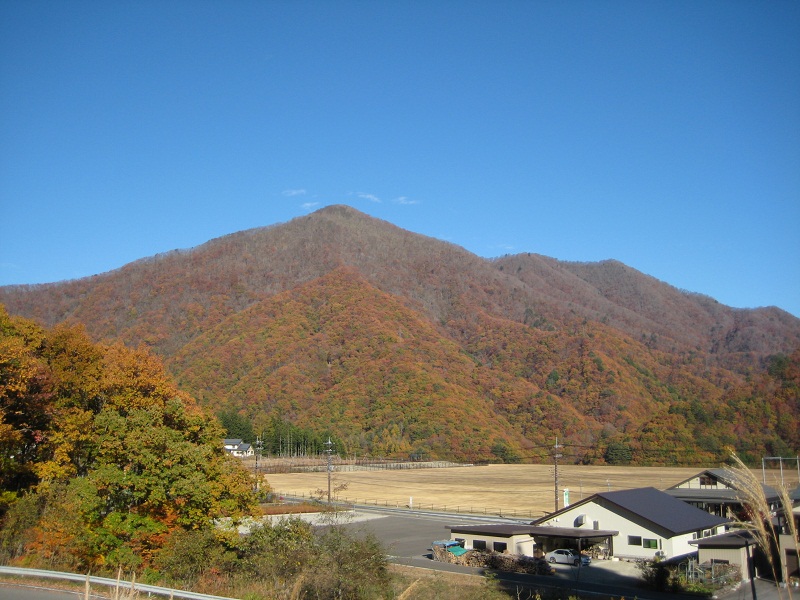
[452,533,535,556]
[537,500,719,560]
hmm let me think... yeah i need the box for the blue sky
[1,0,799,317]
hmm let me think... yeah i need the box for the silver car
[545,548,591,566]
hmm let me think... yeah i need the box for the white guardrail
[0,566,239,600]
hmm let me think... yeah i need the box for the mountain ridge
[2,205,798,462]
[3,205,796,362]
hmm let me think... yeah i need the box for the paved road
[0,583,89,600]
[339,507,744,600]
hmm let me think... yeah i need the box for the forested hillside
[1,205,798,463]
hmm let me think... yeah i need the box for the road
[336,506,722,600]
[0,583,90,600]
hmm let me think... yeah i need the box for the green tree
[605,440,633,465]
[218,408,255,442]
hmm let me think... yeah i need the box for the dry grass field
[262,464,694,518]
[262,463,800,518]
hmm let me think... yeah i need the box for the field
[264,464,700,518]
[262,462,800,518]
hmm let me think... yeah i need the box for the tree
[605,441,633,465]
[0,309,257,571]
[218,409,255,442]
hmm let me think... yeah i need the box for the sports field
[264,464,707,518]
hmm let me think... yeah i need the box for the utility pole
[325,438,333,504]
[254,436,263,491]
[554,437,562,512]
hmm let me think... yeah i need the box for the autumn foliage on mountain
[1,205,798,464]
[0,305,255,570]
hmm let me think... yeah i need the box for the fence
[272,490,540,520]
[260,459,470,474]
[679,559,741,588]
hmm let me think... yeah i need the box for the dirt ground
[263,463,799,518]
[263,464,702,518]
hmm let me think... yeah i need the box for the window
[493,541,508,553]
[473,540,487,550]
[699,474,715,487]
[628,536,642,546]
[643,539,658,549]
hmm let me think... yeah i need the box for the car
[545,548,591,566]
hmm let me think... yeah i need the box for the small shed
[690,530,756,581]
[448,523,537,556]
[447,523,618,557]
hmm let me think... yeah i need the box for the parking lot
[284,506,786,599]
[320,508,691,599]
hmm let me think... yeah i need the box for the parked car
[545,548,591,566]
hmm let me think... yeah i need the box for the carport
[447,523,617,558]
[529,526,618,558]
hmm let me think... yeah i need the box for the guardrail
[0,566,238,600]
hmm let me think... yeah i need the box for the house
[665,468,782,518]
[223,438,254,457]
[688,481,800,584]
[533,487,730,560]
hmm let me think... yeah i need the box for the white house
[534,487,730,560]
[223,438,254,457]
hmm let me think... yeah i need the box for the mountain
[2,205,798,462]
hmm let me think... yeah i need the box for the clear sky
[1,0,799,317]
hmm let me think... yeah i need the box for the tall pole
[254,435,263,490]
[745,538,757,600]
[325,438,333,504]
[554,437,562,512]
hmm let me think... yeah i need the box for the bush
[302,525,390,599]
[636,558,671,591]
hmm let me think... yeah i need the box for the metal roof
[664,488,745,502]
[689,530,756,549]
[595,487,730,536]
[448,524,536,537]
[670,469,780,500]
[527,526,619,539]
[447,524,618,539]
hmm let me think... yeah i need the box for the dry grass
[388,564,507,600]
[265,463,709,516]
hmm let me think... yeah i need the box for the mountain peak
[1,208,798,461]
